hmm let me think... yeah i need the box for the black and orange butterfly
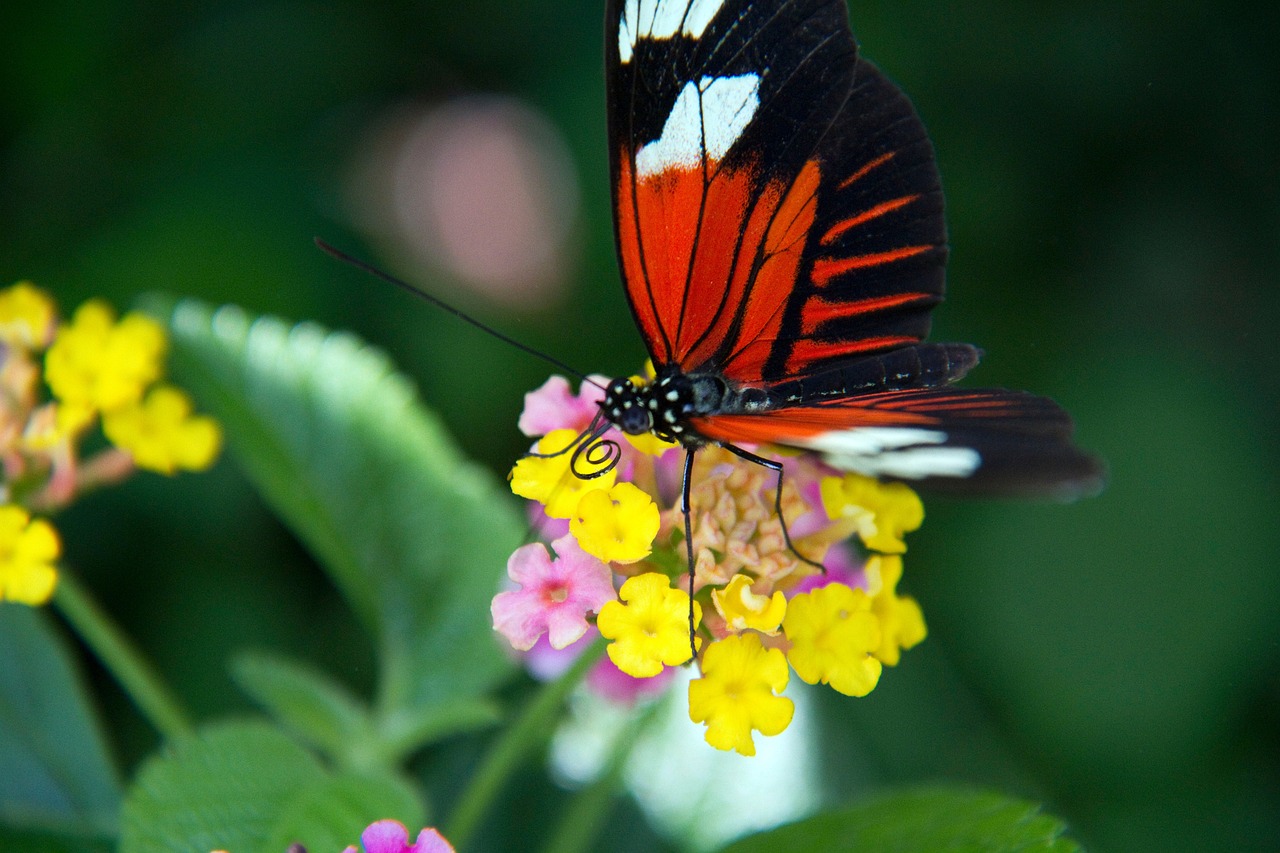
[590,0,1101,505]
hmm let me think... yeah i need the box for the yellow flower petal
[570,481,660,563]
[597,573,700,677]
[783,582,883,697]
[711,573,786,635]
[623,431,679,456]
[688,634,793,756]
[510,429,617,518]
[820,473,923,554]
[864,555,928,666]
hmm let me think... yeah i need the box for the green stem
[540,698,664,853]
[445,637,606,848]
[54,569,194,741]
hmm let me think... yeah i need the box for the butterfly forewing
[606,0,951,386]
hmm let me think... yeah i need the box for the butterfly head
[602,377,656,436]
[602,371,723,445]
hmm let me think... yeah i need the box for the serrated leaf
[162,300,519,736]
[118,721,326,853]
[260,772,427,853]
[0,606,120,836]
[231,652,375,765]
[717,786,1082,853]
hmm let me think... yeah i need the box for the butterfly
[590,0,1102,503]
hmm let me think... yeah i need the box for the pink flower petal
[491,535,615,651]
[518,375,607,437]
[789,543,865,595]
[523,630,596,681]
[360,819,410,853]
[411,828,455,853]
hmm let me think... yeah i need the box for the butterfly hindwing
[691,386,1103,496]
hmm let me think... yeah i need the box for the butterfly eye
[617,403,652,435]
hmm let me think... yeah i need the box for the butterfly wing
[609,0,949,382]
[607,0,1101,496]
[691,387,1103,496]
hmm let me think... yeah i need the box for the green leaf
[259,772,426,853]
[118,721,326,853]
[0,605,120,837]
[162,300,520,739]
[231,652,376,766]
[718,786,1082,853]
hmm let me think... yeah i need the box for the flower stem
[54,569,194,741]
[539,698,663,853]
[445,637,606,848]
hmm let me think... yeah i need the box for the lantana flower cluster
[0,282,221,605]
[492,372,928,756]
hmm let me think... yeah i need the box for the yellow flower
[102,386,222,474]
[510,429,617,518]
[820,473,923,554]
[0,282,56,349]
[596,572,700,677]
[863,555,927,666]
[688,633,793,756]
[45,300,167,413]
[571,481,660,563]
[0,506,60,605]
[712,573,786,635]
[783,583,882,697]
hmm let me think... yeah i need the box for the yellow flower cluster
[508,370,934,756]
[0,281,223,606]
[43,299,221,474]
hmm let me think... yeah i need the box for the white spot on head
[636,75,760,178]
[798,427,981,480]
[619,0,725,63]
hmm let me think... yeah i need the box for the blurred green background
[3,0,1277,850]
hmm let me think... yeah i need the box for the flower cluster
[493,373,928,755]
[0,282,221,605]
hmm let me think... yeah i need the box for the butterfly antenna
[315,238,604,390]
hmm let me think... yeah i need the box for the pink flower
[518,374,607,437]
[342,820,453,853]
[492,534,616,650]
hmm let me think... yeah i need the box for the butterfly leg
[720,443,825,573]
[681,447,698,662]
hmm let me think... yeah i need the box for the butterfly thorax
[602,370,773,446]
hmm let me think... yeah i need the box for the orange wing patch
[616,151,820,381]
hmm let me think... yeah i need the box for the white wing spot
[635,74,760,178]
[800,427,982,480]
[619,0,726,64]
